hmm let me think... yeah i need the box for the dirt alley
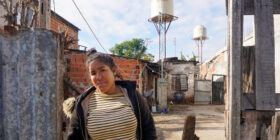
[153,105,226,140]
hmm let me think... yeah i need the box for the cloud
[52,0,227,61]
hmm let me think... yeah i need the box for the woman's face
[89,60,116,94]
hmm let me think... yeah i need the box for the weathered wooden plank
[241,111,275,139]
[182,116,199,140]
[226,0,280,15]
[272,112,280,140]
[240,111,257,140]
[257,112,275,139]
[242,94,256,110]
[243,0,255,15]
[242,94,280,110]
[257,112,275,138]
[227,0,243,139]
[0,35,3,140]
[242,46,255,94]
[56,34,65,140]
[254,0,276,110]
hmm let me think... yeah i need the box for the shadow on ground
[153,105,226,140]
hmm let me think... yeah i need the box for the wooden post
[227,0,243,139]
[38,0,51,29]
[56,34,65,140]
[139,62,143,95]
[0,36,3,139]
[272,112,280,140]
[182,116,199,140]
[145,65,149,92]
[254,0,276,110]
[240,111,257,140]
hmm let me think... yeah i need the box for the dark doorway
[212,75,225,105]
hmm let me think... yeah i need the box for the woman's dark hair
[86,49,123,80]
[86,53,116,69]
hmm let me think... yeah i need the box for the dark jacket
[67,81,157,140]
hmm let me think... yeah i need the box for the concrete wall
[165,61,197,104]
[201,47,228,80]
[0,30,57,139]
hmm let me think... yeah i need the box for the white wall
[274,14,280,93]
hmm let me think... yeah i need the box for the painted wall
[0,30,57,139]
[201,47,228,80]
[164,61,197,104]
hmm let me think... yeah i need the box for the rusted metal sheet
[194,80,211,104]
[0,30,57,140]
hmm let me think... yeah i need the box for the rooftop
[51,10,80,31]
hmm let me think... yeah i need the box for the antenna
[173,37,176,57]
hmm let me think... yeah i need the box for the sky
[51,0,253,62]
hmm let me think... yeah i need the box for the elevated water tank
[193,25,208,40]
[150,0,174,22]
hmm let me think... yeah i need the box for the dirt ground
[153,105,226,140]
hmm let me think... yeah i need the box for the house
[200,47,227,104]
[64,50,160,99]
[200,14,280,106]
[50,11,80,49]
[201,47,227,80]
[0,0,80,50]
[0,0,50,29]
[164,57,198,104]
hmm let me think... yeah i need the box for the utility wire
[71,0,108,53]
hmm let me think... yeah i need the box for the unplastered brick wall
[50,15,79,49]
[112,56,142,86]
[65,51,143,97]
[65,50,90,97]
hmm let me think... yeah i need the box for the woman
[63,52,157,140]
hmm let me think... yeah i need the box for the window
[171,74,188,91]
[41,3,44,15]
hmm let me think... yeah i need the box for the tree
[110,38,154,62]
[180,51,187,61]
[189,52,197,61]
[142,53,155,62]
[181,51,197,62]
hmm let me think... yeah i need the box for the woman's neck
[98,85,121,95]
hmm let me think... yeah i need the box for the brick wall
[50,15,78,49]
[64,51,143,97]
[112,56,141,84]
[65,50,90,97]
